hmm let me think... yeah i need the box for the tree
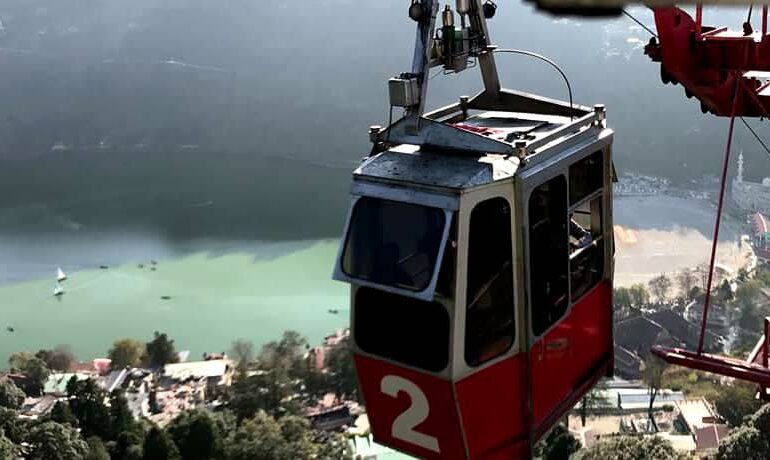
[648,274,672,301]
[696,263,712,291]
[749,403,770,437]
[113,430,144,460]
[0,407,27,444]
[573,435,686,460]
[230,339,255,373]
[108,339,146,370]
[85,436,110,460]
[641,355,666,432]
[677,270,697,299]
[324,335,358,401]
[145,332,179,368]
[0,379,25,409]
[67,378,111,439]
[36,345,76,372]
[228,371,301,420]
[258,330,307,374]
[534,424,580,460]
[226,411,349,460]
[166,409,225,460]
[0,432,16,460]
[50,400,77,426]
[716,425,770,460]
[142,426,180,460]
[629,284,650,306]
[26,421,89,460]
[8,352,50,396]
[110,390,138,440]
[712,382,763,427]
[614,287,632,309]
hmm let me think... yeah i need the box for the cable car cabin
[645,6,770,117]
[334,108,614,459]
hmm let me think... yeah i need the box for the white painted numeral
[380,375,440,453]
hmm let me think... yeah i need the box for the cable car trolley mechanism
[333,1,616,458]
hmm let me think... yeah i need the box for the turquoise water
[0,240,349,365]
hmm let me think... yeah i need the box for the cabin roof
[355,147,519,191]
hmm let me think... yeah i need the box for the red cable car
[645,5,770,117]
[333,1,615,457]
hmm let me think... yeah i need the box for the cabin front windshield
[343,197,446,292]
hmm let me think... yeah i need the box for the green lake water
[0,240,349,365]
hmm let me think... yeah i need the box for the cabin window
[342,197,446,292]
[529,176,569,337]
[569,195,604,301]
[465,198,515,366]
[354,287,449,372]
[569,151,604,206]
[569,151,605,301]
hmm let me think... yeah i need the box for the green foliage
[8,352,50,396]
[324,335,358,401]
[85,436,110,460]
[230,339,255,373]
[676,270,697,299]
[26,421,89,460]
[534,424,580,460]
[108,339,146,370]
[142,426,180,460]
[166,409,226,460]
[36,345,76,372]
[0,407,27,444]
[573,435,686,460]
[614,287,632,309]
[50,400,77,426]
[228,371,301,420]
[711,382,763,427]
[629,284,650,306]
[110,390,139,439]
[0,379,25,409]
[0,431,16,460]
[227,411,350,460]
[113,430,144,460]
[648,274,672,301]
[716,425,770,460]
[749,404,770,436]
[258,330,307,373]
[67,378,112,439]
[145,332,179,368]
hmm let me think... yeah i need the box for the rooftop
[163,359,232,380]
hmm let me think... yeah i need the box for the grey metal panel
[350,181,460,211]
[470,88,592,119]
[380,115,515,156]
[357,150,496,189]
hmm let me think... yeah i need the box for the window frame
[463,196,516,367]
[523,147,609,339]
[333,190,457,303]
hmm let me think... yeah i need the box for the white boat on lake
[57,267,67,282]
[53,283,64,297]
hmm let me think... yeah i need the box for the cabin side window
[354,287,450,372]
[569,151,605,301]
[465,198,515,367]
[529,177,569,337]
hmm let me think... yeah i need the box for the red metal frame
[645,6,770,117]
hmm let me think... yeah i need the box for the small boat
[161,296,172,300]
[99,265,109,270]
[138,264,144,269]
[328,308,340,315]
[150,260,158,265]
[57,267,67,282]
[6,327,14,333]
[53,283,64,297]
[150,267,157,271]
